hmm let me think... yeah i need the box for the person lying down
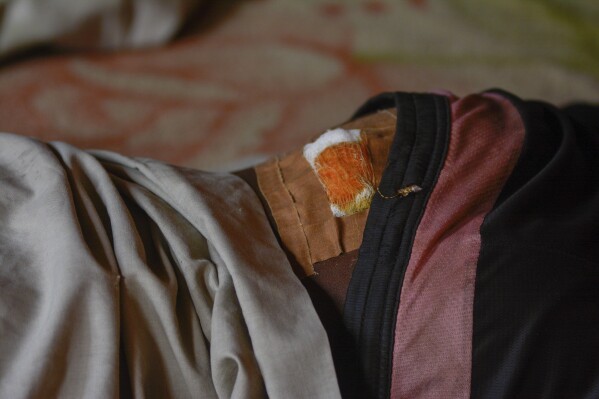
[1,90,598,399]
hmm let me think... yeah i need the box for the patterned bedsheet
[0,0,597,170]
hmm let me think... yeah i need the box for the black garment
[340,91,599,399]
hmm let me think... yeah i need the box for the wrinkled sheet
[0,0,201,55]
[0,133,340,398]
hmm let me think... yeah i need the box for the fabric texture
[342,92,451,398]
[471,91,599,398]
[2,89,598,399]
[0,0,201,56]
[0,133,340,398]
[1,1,597,172]
[255,110,394,276]
[390,92,525,398]
[338,90,599,399]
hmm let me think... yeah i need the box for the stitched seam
[376,94,422,397]
[381,96,450,397]
[274,156,315,271]
[356,93,417,393]
[354,107,404,371]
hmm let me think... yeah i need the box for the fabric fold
[0,134,340,399]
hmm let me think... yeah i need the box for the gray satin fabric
[0,133,340,398]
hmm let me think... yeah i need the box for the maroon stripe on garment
[390,93,525,398]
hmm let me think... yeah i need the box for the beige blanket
[0,133,340,398]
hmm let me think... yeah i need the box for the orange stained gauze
[304,128,375,217]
